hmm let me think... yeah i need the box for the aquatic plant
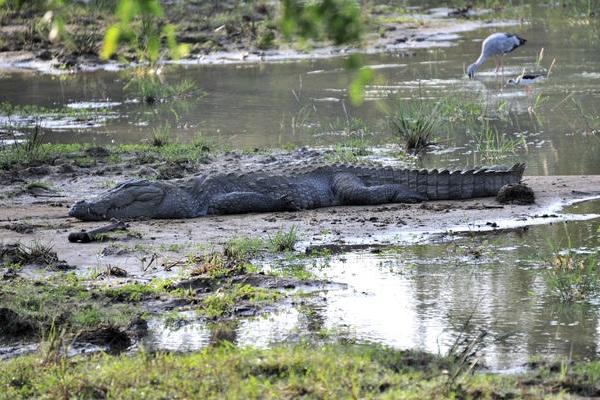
[390,101,439,153]
[545,251,600,302]
[572,97,600,135]
[269,226,300,252]
[124,72,198,105]
[150,124,174,147]
[467,122,521,163]
[541,224,600,302]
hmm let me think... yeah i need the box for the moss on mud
[0,274,141,340]
[0,142,215,172]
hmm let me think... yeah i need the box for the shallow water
[1,4,599,175]
[142,200,600,370]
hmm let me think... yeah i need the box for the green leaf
[141,0,164,17]
[147,35,160,62]
[344,54,363,70]
[163,24,190,60]
[101,25,121,60]
[349,67,373,106]
[116,0,136,24]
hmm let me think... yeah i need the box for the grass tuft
[390,101,438,153]
[223,236,264,260]
[150,124,174,147]
[269,226,300,252]
[199,284,282,319]
[545,251,600,302]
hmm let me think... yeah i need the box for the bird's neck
[474,53,487,68]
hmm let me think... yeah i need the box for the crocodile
[69,163,526,221]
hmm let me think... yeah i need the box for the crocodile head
[69,180,169,221]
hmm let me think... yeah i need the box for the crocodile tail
[418,163,526,200]
[333,162,526,200]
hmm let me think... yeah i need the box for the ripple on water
[66,101,121,109]
[577,72,600,79]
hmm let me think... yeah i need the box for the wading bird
[507,73,546,96]
[467,33,527,78]
[507,73,546,86]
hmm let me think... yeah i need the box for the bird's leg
[494,56,500,74]
[501,57,505,77]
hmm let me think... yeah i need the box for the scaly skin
[69,163,526,221]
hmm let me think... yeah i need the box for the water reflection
[142,202,599,369]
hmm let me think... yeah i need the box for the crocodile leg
[206,192,298,215]
[332,174,426,205]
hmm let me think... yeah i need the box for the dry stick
[68,219,128,243]
[547,57,557,77]
[142,253,158,272]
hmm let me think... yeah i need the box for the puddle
[141,200,600,370]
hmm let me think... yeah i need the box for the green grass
[545,251,600,302]
[0,141,220,171]
[124,74,199,105]
[223,236,265,260]
[268,227,300,252]
[2,342,600,399]
[390,101,439,153]
[0,275,140,337]
[467,122,521,163]
[103,279,174,302]
[199,284,282,319]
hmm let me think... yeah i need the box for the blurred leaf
[102,0,186,64]
[344,54,363,70]
[281,0,362,44]
[101,25,120,60]
[349,67,373,106]
[282,0,367,103]
[147,35,160,62]
[116,0,136,23]
[49,17,65,42]
[163,24,189,60]
[140,0,163,17]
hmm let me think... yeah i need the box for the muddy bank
[0,2,516,73]
[0,145,599,279]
